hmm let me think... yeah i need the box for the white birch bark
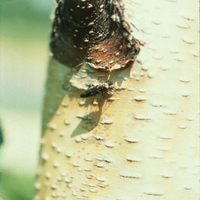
[35,0,199,199]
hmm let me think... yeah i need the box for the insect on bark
[80,81,114,98]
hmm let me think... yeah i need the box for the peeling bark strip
[50,0,140,71]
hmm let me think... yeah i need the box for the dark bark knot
[50,0,140,71]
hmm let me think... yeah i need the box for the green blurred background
[0,1,54,199]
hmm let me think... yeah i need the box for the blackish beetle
[80,81,114,98]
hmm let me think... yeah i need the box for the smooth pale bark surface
[35,0,199,199]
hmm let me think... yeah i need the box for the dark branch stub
[50,0,140,71]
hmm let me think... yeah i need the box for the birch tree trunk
[35,0,199,199]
